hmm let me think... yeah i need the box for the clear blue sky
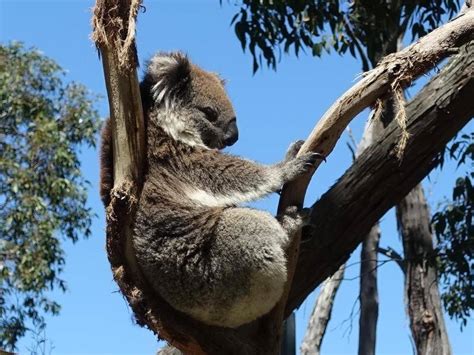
[1,1,472,354]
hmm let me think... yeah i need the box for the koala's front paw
[285,140,305,160]
[283,152,325,181]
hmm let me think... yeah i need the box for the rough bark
[92,0,473,351]
[288,42,474,314]
[300,264,345,355]
[396,185,452,355]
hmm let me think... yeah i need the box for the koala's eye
[198,107,218,122]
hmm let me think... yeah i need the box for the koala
[100,52,322,328]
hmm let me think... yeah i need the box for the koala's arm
[99,118,114,207]
[184,142,320,207]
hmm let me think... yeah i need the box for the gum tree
[0,43,101,350]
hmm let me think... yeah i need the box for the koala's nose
[224,118,239,146]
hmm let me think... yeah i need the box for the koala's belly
[133,204,288,327]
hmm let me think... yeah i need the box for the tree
[432,131,474,328]
[228,1,470,353]
[92,0,473,353]
[229,0,461,73]
[0,42,101,350]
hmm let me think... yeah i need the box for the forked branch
[272,7,473,349]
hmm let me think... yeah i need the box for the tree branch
[377,247,406,273]
[300,264,345,355]
[279,8,473,212]
[287,41,474,314]
[267,10,473,351]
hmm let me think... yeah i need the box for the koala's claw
[300,152,325,168]
[306,152,326,164]
[313,152,327,162]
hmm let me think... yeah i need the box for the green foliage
[227,0,460,72]
[432,132,474,328]
[0,42,101,349]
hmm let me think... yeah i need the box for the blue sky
[1,1,472,354]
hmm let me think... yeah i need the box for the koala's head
[141,52,238,149]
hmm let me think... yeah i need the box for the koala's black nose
[224,118,239,146]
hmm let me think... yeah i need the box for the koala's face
[142,52,238,149]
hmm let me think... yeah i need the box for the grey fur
[100,52,318,328]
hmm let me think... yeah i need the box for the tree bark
[300,264,345,355]
[288,42,474,314]
[396,185,452,355]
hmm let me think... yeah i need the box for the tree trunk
[396,185,452,355]
[300,264,345,355]
[356,98,395,355]
[358,225,381,355]
[280,314,296,355]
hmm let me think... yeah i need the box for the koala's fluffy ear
[142,52,191,109]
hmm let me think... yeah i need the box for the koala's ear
[143,52,191,109]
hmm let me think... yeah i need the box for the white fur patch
[154,110,208,148]
[149,56,180,110]
[185,180,279,207]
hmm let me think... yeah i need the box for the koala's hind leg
[191,207,289,328]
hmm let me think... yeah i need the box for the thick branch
[287,42,474,314]
[92,0,146,283]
